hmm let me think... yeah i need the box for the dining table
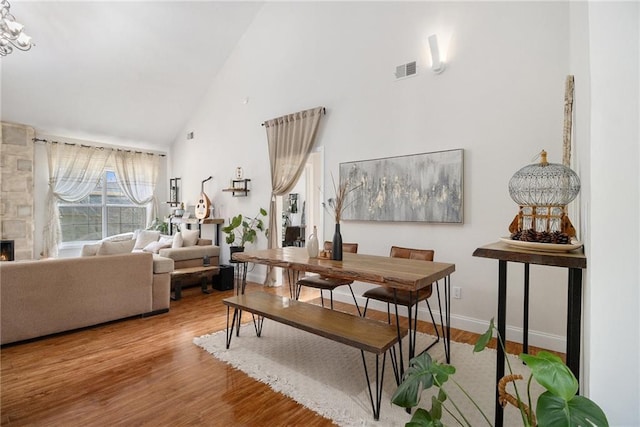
[232,247,456,379]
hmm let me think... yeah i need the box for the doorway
[274,149,323,285]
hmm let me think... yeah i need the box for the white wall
[172,1,573,350]
[581,2,639,425]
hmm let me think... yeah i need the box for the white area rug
[194,320,542,427]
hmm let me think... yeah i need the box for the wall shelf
[222,179,251,197]
[167,177,181,206]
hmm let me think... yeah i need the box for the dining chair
[362,246,444,381]
[296,241,361,316]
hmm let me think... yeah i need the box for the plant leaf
[521,351,578,400]
[536,391,609,427]
[566,396,609,427]
[437,387,447,403]
[474,318,494,352]
[406,408,439,427]
[391,352,436,408]
[431,362,455,385]
[431,395,442,420]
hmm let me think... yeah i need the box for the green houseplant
[222,208,268,250]
[148,217,168,234]
[391,318,608,427]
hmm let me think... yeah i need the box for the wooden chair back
[389,245,434,261]
[323,241,358,253]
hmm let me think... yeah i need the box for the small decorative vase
[332,223,343,261]
[307,226,319,258]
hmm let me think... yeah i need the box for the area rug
[194,320,542,426]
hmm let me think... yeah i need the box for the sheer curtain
[43,143,111,258]
[113,150,160,227]
[264,106,325,285]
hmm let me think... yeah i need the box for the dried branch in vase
[324,174,361,224]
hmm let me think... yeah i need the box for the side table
[473,241,587,427]
[170,265,220,301]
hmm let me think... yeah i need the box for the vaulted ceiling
[1,1,263,150]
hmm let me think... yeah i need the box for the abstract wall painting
[339,149,463,223]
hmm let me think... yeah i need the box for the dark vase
[229,245,245,263]
[332,223,343,261]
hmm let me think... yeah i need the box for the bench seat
[222,292,407,420]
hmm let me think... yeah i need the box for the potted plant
[148,217,168,234]
[391,318,608,427]
[222,208,268,255]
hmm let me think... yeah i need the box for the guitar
[195,176,213,219]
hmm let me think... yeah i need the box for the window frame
[57,169,147,246]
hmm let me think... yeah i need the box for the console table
[169,217,224,245]
[473,241,587,427]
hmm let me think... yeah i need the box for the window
[58,171,146,242]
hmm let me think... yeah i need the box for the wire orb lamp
[508,150,580,242]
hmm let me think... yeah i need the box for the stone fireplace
[0,122,35,260]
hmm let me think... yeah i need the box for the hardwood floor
[1,283,561,426]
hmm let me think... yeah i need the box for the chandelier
[1,0,33,57]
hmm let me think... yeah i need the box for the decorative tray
[499,237,583,253]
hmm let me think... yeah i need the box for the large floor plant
[391,319,608,427]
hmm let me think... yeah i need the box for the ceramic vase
[307,226,319,258]
[332,223,343,261]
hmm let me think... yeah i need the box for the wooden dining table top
[232,247,455,292]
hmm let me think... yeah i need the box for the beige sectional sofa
[83,229,221,270]
[0,252,172,345]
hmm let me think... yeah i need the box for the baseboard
[331,292,566,353]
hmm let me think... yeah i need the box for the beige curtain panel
[43,143,111,258]
[114,150,160,227]
[264,106,325,285]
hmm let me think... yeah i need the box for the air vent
[395,61,417,80]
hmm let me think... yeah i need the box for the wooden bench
[223,292,407,420]
[170,266,219,300]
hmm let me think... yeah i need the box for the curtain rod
[32,137,166,157]
[261,107,326,127]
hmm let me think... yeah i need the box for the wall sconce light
[428,34,445,74]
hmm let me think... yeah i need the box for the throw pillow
[181,229,200,247]
[142,240,172,254]
[96,239,136,256]
[172,232,183,248]
[134,230,160,250]
[81,243,101,257]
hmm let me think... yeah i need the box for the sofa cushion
[143,236,173,254]
[81,243,101,257]
[97,239,136,255]
[134,230,160,250]
[158,245,220,262]
[152,255,174,274]
[172,232,183,248]
[103,232,135,242]
[181,229,199,247]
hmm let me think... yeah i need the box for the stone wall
[0,122,35,260]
